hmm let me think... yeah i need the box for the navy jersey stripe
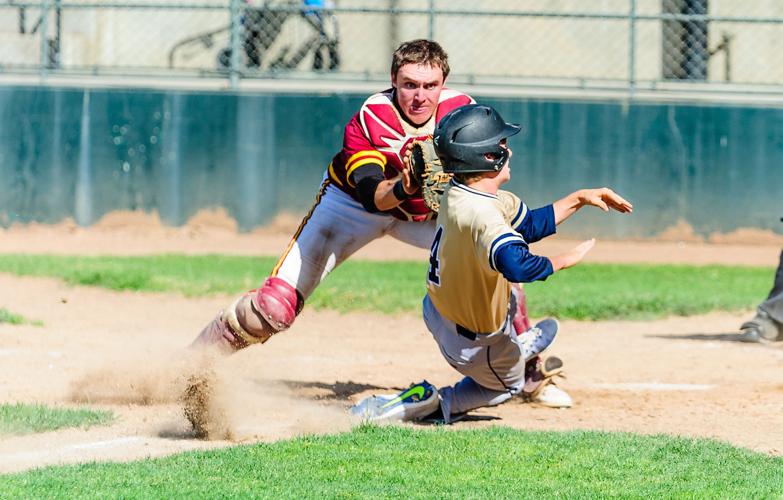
[510,202,528,229]
[488,232,526,271]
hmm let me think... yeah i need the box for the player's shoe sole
[419,408,467,425]
[738,327,766,343]
[517,318,559,361]
[349,380,440,423]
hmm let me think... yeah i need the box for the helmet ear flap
[492,146,510,171]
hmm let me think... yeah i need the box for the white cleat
[529,383,573,408]
[349,380,440,423]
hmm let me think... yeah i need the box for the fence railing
[2,0,783,94]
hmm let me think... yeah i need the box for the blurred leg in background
[740,248,783,343]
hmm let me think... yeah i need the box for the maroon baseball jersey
[327,88,474,221]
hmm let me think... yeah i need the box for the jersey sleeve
[498,191,526,227]
[498,190,556,244]
[477,199,553,283]
[475,208,524,272]
[342,116,387,187]
[493,243,553,283]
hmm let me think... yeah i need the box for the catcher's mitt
[409,139,450,213]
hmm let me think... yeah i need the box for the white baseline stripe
[592,383,715,391]
[1,437,143,462]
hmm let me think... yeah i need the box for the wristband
[392,180,412,201]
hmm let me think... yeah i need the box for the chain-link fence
[1,0,783,92]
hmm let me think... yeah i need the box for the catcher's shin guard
[190,277,304,353]
[189,302,249,354]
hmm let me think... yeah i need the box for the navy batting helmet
[433,104,521,174]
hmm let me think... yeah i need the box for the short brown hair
[391,39,450,79]
[452,172,487,185]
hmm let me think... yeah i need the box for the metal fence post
[53,0,61,69]
[229,0,241,88]
[39,0,51,78]
[628,0,637,95]
[428,0,435,40]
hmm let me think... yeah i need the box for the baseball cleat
[349,380,440,423]
[522,355,572,408]
[738,327,765,343]
[528,384,573,408]
[739,311,782,343]
[516,318,559,361]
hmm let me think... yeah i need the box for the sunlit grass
[0,403,113,436]
[0,254,772,320]
[0,426,780,497]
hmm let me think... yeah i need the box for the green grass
[0,426,780,497]
[0,403,113,436]
[0,254,773,320]
[0,308,41,326]
[0,254,266,297]
[525,263,772,320]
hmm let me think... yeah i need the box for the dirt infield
[0,216,781,473]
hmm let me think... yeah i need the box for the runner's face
[392,63,445,125]
[499,140,512,182]
[487,139,512,184]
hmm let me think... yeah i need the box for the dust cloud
[69,347,353,442]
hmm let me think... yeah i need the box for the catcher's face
[392,63,445,125]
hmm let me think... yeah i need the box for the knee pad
[225,278,304,347]
[227,277,304,348]
[252,277,304,332]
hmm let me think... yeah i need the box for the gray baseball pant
[422,291,525,423]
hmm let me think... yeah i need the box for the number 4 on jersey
[428,226,444,286]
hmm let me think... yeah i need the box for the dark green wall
[0,85,780,237]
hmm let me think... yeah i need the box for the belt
[456,314,512,341]
[455,295,516,341]
[456,324,479,341]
